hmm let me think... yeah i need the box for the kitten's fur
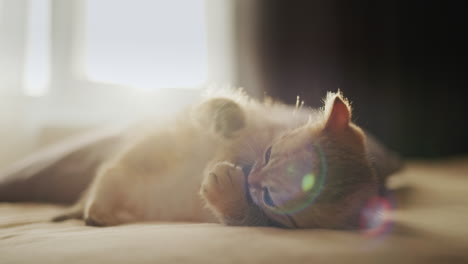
[0,90,401,229]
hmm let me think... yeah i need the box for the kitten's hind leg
[200,162,270,226]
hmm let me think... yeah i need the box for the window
[19,0,210,96]
[24,0,50,96]
[85,0,208,90]
[0,0,233,161]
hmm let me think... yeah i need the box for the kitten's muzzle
[248,180,279,209]
[246,161,281,209]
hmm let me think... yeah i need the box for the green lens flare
[301,173,315,192]
[265,143,327,216]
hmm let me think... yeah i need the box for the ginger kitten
[1,90,401,229]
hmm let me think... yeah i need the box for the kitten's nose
[248,180,262,190]
[248,184,263,205]
[248,172,275,206]
[247,174,262,198]
[248,171,265,190]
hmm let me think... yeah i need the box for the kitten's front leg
[200,162,269,226]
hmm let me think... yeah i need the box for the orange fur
[52,90,394,229]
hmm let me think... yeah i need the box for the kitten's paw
[192,98,245,138]
[201,162,246,207]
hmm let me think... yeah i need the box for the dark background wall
[242,0,466,158]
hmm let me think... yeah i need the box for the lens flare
[301,173,315,192]
[360,196,393,237]
[267,143,327,215]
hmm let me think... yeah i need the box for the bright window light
[85,0,208,90]
[23,0,50,96]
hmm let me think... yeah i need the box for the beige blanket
[1,159,467,264]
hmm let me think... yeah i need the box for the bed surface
[1,159,467,264]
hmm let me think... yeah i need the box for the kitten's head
[248,92,378,229]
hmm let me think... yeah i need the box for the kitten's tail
[0,127,124,204]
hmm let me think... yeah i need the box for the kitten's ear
[324,93,352,132]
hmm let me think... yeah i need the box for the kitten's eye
[262,187,276,207]
[264,146,272,165]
